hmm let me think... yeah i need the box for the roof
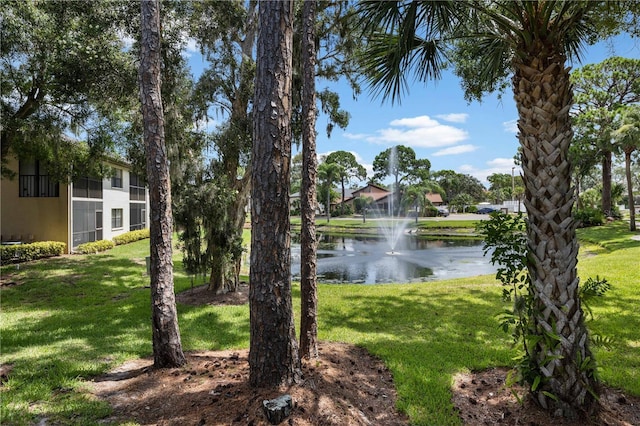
[426,192,443,204]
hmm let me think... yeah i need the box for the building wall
[2,156,149,254]
[69,163,149,250]
[1,157,70,248]
[100,165,132,242]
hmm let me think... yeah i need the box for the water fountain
[375,146,411,255]
[290,148,498,284]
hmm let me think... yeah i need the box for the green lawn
[1,222,638,425]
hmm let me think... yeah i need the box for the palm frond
[355,0,465,104]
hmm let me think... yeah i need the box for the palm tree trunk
[513,48,596,417]
[139,0,185,369]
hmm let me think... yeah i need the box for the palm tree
[318,161,342,222]
[614,106,640,231]
[401,185,426,222]
[356,0,628,417]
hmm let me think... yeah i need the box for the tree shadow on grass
[577,222,640,253]
[1,253,249,425]
[317,284,515,423]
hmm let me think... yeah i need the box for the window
[111,208,123,230]
[130,203,146,231]
[111,168,123,188]
[19,160,59,197]
[129,173,146,201]
[73,176,103,199]
[72,201,102,248]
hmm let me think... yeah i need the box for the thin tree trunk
[602,150,613,217]
[205,4,256,294]
[626,151,637,231]
[139,0,185,369]
[249,0,301,387]
[299,0,319,360]
[513,47,596,417]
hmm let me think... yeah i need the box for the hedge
[75,240,115,254]
[0,241,66,264]
[112,228,150,245]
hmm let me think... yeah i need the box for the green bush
[0,241,66,263]
[76,240,115,254]
[574,207,604,228]
[112,229,150,245]
[424,206,438,217]
[331,204,353,217]
[467,205,478,213]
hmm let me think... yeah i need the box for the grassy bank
[1,222,638,425]
[291,216,483,238]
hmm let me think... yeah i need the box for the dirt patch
[90,285,639,425]
[453,368,640,425]
[0,270,22,287]
[176,282,250,306]
[90,342,408,425]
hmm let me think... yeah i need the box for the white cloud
[435,113,469,123]
[503,119,518,134]
[343,132,368,140]
[363,115,469,148]
[432,144,478,156]
[459,158,521,185]
[185,37,199,54]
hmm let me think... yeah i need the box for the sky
[187,33,639,187]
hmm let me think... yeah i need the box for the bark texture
[513,45,596,417]
[139,0,186,369]
[299,0,319,360]
[249,0,301,387]
[601,150,613,217]
[207,9,256,295]
[624,150,637,231]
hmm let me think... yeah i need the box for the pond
[291,234,497,284]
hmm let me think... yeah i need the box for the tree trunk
[326,185,331,223]
[513,46,596,417]
[205,4,256,294]
[625,150,637,232]
[139,0,185,369]
[602,150,613,217]
[299,0,319,361]
[249,0,301,387]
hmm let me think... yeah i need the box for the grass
[1,222,639,425]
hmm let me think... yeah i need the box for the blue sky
[186,33,639,187]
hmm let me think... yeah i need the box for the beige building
[1,156,148,253]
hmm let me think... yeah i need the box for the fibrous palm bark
[513,43,595,417]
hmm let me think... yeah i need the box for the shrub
[332,204,353,217]
[424,206,438,217]
[76,240,115,254]
[477,212,609,400]
[112,229,150,245]
[0,241,66,264]
[574,207,604,228]
[467,205,478,213]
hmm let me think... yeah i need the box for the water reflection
[291,234,496,284]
